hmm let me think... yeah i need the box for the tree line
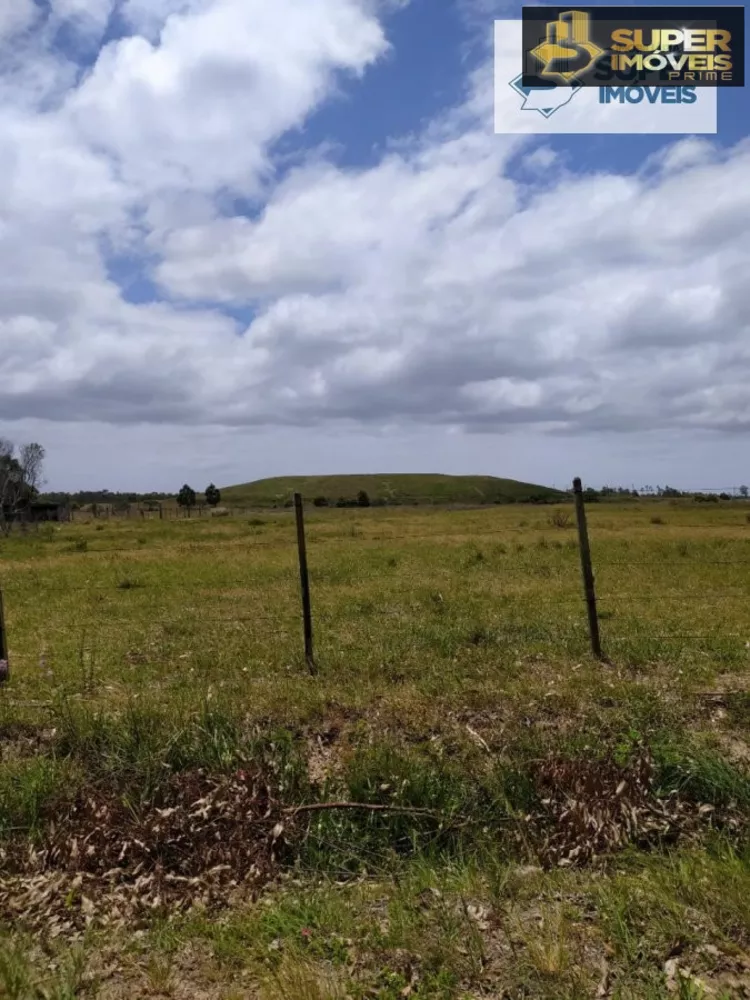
[176,484,221,508]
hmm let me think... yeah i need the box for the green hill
[220,474,565,508]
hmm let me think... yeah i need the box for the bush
[548,509,573,529]
[313,497,329,508]
[650,516,664,525]
[357,490,371,508]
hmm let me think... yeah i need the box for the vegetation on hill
[220,474,565,508]
[41,489,173,508]
[36,480,750,511]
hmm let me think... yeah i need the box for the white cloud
[0,0,39,42]
[0,0,749,492]
[65,0,389,198]
[151,131,750,435]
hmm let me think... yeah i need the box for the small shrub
[548,509,573,529]
[650,516,665,525]
[312,497,329,508]
[117,578,143,590]
[248,518,266,527]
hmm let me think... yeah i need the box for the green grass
[220,473,565,507]
[0,501,749,997]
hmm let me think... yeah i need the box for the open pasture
[0,500,749,999]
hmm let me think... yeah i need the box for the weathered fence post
[293,492,316,675]
[573,477,603,660]
[0,588,9,683]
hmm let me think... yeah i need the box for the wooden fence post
[294,493,316,675]
[573,478,603,660]
[0,588,8,683]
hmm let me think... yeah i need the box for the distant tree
[205,483,221,507]
[357,489,371,508]
[740,485,749,498]
[177,484,196,509]
[0,439,45,536]
[313,496,329,507]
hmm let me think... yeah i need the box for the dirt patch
[0,768,290,936]
[306,725,346,786]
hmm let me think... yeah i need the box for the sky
[1,0,749,493]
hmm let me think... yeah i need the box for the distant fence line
[1,479,750,683]
[8,484,750,529]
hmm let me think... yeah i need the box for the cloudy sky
[1,0,749,493]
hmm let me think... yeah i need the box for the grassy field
[0,501,749,999]
[220,474,564,507]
